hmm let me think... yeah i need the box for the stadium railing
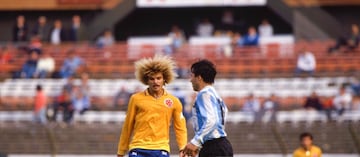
[0,77,347,110]
[1,40,360,79]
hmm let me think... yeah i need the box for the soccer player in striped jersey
[183,60,233,157]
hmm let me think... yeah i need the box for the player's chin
[152,85,161,90]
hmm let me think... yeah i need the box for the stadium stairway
[1,111,360,155]
[278,121,358,154]
[1,121,360,155]
[0,123,52,154]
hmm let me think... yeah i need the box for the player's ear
[198,75,203,81]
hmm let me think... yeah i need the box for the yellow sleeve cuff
[117,150,126,156]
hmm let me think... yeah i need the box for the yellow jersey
[293,145,322,157]
[117,89,187,155]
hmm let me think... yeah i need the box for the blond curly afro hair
[134,55,177,85]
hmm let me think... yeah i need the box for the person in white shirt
[197,18,214,37]
[50,20,65,45]
[258,19,273,37]
[221,10,234,31]
[242,93,262,121]
[333,86,353,115]
[164,25,185,55]
[295,50,316,76]
[262,94,279,122]
[35,52,55,78]
[96,29,115,48]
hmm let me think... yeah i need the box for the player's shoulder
[197,88,215,99]
[312,145,322,152]
[292,147,303,154]
[130,91,146,99]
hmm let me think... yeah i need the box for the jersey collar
[144,88,168,96]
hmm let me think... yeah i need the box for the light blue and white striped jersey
[190,85,228,147]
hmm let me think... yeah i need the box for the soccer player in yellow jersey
[293,132,322,157]
[117,55,187,157]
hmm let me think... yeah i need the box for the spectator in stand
[33,85,47,124]
[243,26,259,46]
[221,10,234,31]
[28,35,43,54]
[242,93,261,121]
[63,75,75,94]
[35,52,55,78]
[231,32,244,47]
[0,47,12,64]
[220,30,234,58]
[262,94,279,122]
[323,96,334,121]
[214,30,234,38]
[176,62,189,79]
[225,30,234,37]
[164,25,185,55]
[293,132,322,157]
[50,19,66,45]
[32,16,50,42]
[295,49,316,77]
[72,86,90,115]
[60,50,84,78]
[333,86,352,116]
[69,15,87,42]
[13,15,28,42]
[304,92,323,111]
[350,77,360,96]
[78,73,91,114]
[197,18,214,37]
[329,24,360,53]
[52,87,74,123]
[258,19,274,37]
[213,30,223,37]
[20,51,38,78]
[113,86,131,110]
[96,29,115,48]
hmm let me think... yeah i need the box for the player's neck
[303,145,312,151]
[148,88,164,99]
[198,83,211,91]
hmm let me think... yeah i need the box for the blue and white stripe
[190,86,228,147]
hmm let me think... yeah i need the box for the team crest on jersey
[164,98,173,108]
